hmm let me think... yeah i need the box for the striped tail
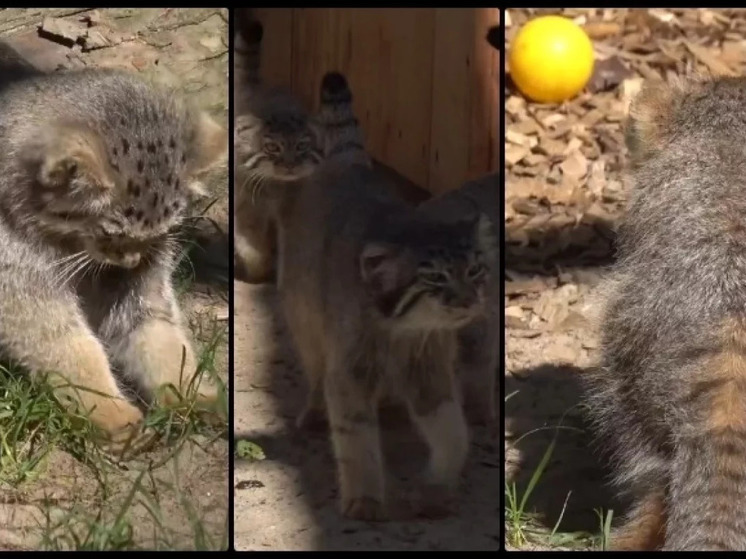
[316,71,371,167]
[233,10,263,111]
[486,26,498,50]
[664,340,746,550]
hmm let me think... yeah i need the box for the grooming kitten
[278,72,496,520]
[420,175,499,426]
[233,14,322,283]
[0,50,226,454]
[584,76,746,550]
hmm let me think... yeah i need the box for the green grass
[504,392,612,551]
[0,293,228,550]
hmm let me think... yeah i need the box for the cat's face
[25,108,226,270]
[361,214,494,330]
[235,111,322,181]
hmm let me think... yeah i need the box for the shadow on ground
[505,364,624,534]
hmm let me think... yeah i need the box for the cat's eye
[264,141,281,155]
[421,270,449,284]
[467,263,485,279]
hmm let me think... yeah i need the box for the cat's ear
[34,124,115,191]
[360,243,407,296]
[474,213,498,262]
[186,111,227,177]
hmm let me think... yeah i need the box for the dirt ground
[0,8,228,550]
[505,8,746,550]
[233,282,499,551]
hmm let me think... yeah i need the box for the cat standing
[277,72,496,520]
[233,14,322,283]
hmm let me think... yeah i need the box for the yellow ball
[509,15,595,103]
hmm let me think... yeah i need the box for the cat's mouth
[87,248,143,269]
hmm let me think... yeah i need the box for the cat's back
[1,69,175,124]
[298,159,407,240]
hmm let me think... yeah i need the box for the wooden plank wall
[252,8,499,195]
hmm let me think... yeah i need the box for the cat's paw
[90,401,158,459]
[341,496,387,521]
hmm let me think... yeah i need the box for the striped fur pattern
[315,71,370,167]
[584,76,746,550]
[276,71,497,520]
[233,15,322,282]
[419,174,499,426]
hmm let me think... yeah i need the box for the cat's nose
[445,287,477,309]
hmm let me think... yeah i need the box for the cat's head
[20,83,226,269]
[235,93,322,182]
[360,212,495,330]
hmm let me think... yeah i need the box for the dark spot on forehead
[157,139,163,148]
[181,154,186,164]
[137,141,143,151]
[122,138,130,154]
[144,177,150,188]
[124,206,135,218]
[166,173,172,186]
[169,137,176,149]
[152,192,159,205]
[174,178,180,189]
[137,160,144,173]
[127,179,140,196]
[163,207,171,218]
[112,147,118,157]
[135,209,144,221]
[144,218,151,227]
[147,143,156,154]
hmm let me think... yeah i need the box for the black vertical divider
[227,6,235,553]
[497,6,506,552]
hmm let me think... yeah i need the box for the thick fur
[0,48,226,455]
[276,72,496,520]
[584,76,746,550]
[233,16,322,283]
[420,174,499,426]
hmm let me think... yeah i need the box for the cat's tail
[486,26,498,50]
[316,71,371,167]
[233,10,263,101]
[662,347,746,550]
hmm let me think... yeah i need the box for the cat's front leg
[325,356,386,520]
[459,316,498,427]
[107,271,219,408]
[403,339,469,518]
[0,254,149,455]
